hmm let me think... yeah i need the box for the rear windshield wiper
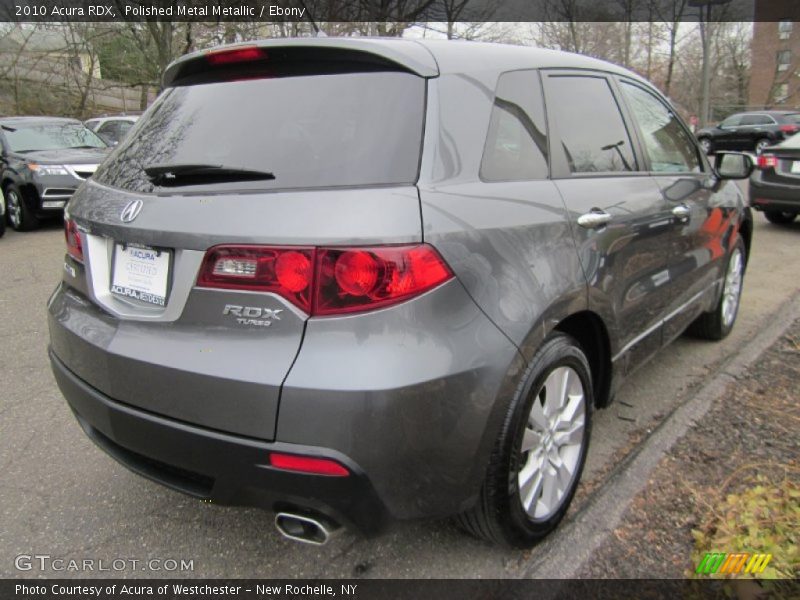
[144,163,276,186]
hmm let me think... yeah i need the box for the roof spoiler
[163,38,439,87]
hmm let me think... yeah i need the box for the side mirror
[714,152,754,180]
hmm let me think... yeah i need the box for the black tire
[764,210,797,225]
[687,238,746,341]
[0,199,5,238]
[4,183,39,231]
[456,333,593,548]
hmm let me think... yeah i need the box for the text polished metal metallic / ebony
[48,38,753,547]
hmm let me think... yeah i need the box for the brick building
[748,1,800,109]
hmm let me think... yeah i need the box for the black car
[696,111,800,155]
[749,133,800,224]
[0,117,108,231]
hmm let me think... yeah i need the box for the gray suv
[48,39,754,548]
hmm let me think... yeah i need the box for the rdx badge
[223,304,283,327]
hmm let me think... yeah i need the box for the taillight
[205,46,266,66]
[757,154,778,170]
[314,245,453,316]
[64,219,83,262]
[779,124,798,134]
[269,453,349,477]
[197,244,453,316]
[197,246,315,313]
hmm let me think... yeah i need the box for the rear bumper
[749,177,800,212]
[50,349,389,533]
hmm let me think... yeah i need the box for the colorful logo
[696,552,772,575]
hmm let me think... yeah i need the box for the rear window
[93,71,426,193]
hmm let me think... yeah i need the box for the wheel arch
[553,311,613,408]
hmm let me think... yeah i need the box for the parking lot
[1,212,799,579]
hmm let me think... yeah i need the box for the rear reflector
[197,244,453,316]
[779,124,799,134]
[64,219,83,262]
[757,154,778,170]
[269,453,349,477]
[206,46,266,66]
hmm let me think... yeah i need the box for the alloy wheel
[721,248,743,328]
[517,366,586,521]
[6,189,21,230]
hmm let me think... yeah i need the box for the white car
[84,115,139,145]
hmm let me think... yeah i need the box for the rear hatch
[52,45,430,441]
[758,133,800,186]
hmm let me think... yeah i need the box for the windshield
[93,71,426,193]
[5,123,107,152]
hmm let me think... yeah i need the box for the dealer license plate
[111,243,171,306]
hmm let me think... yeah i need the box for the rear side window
[740,115,774,126]
[620,82,701,174]
[546,76,636,174]
[481,70,548,181]
[93,71,426,193]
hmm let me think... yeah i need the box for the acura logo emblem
[120,199,143,223]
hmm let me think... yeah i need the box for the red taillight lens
[197,244,454,316]
[314,245,454,316]
[205,46,266,66]
[757,154,778,170]
[197,246,314,312]
[779,124,798,134]
[64,219,83,262]
[269,453,349,477]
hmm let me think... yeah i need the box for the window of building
[481,70,549,182]
[779,19,792,40]
[775,83,789,103]
[545,75,636,174]
[777,50,791,71]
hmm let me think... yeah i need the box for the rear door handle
[672,204,691,222]
[577,209,612,229]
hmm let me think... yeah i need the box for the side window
[481,70,548,181]
[740,115,772,126]
[98,121,118,136]
[620,82,701,174]
[720,115,742,128]
[546,75,636,173]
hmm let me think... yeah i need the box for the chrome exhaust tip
[275,512,339,545]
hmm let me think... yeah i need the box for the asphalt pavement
[1,213,799,579]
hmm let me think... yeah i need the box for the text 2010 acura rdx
[48,39,754,547]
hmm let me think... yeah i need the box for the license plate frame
[110,242,172,307]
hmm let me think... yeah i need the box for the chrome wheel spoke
[520,427,541,452]
[536,466,560,517]
[529,398,547,430]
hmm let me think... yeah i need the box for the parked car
[1,117,108,231]
[695,110,800,155]
[0,186,5,238]
[48,39,754,548]
[84,115,139,146]
[749,133,800,224]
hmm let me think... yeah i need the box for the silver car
[48,39,753,547]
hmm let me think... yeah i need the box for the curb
[522,293,800,579]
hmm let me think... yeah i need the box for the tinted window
[98,121,119,135]
[481,70,548,181]
[720,115,742,128]
[620,82,700,173]
[4,123,106,152]
[547,76,635,173]
[740,115,773,126]
[93,72,426,193]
